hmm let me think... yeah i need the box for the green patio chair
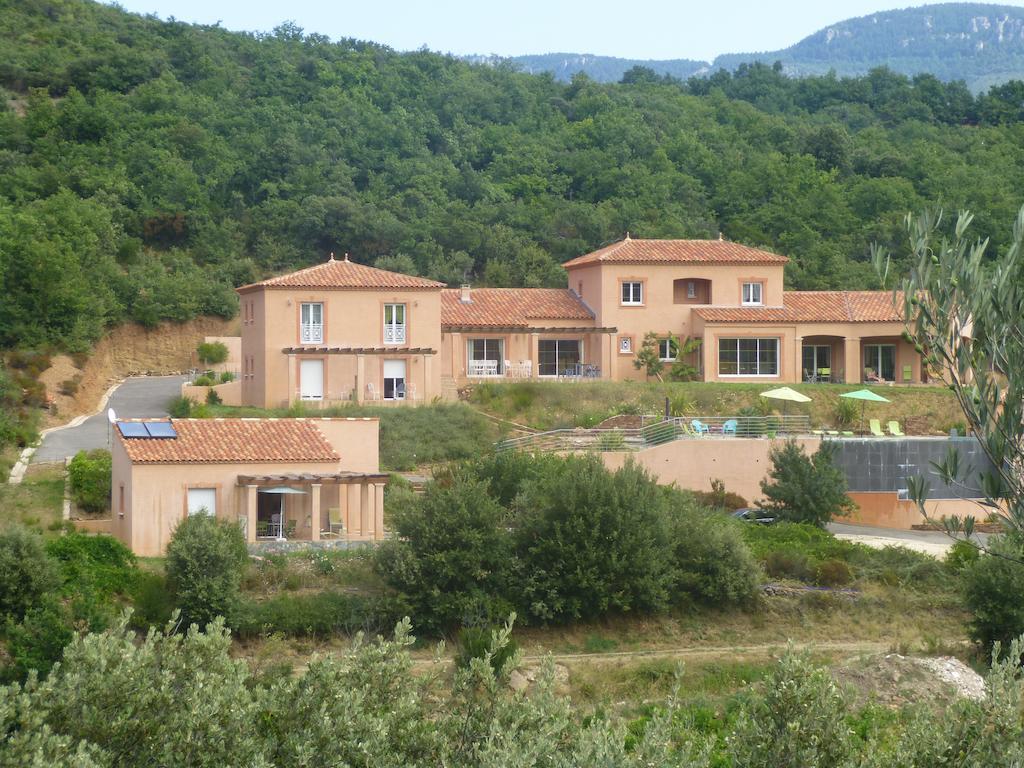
[826,430,839,436]
[869,419,886,437]
[841,431,854,437]
[902,365,913,383]
[811,429,825,436]
[817,367,832,383]
[887,420,905,436]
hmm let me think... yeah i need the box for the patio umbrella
[258,487,307,541]
[840,389,891,434]
[760,386,812,425]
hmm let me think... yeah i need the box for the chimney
[460,284,472,303]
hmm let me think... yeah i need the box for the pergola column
[245,484,258,544]
[422,353,431,402]
[530,333,539,379]
[360,482,371,538]
[355,354,366,403]
[794,336,804,383]
[347,483,362,536]
[373,483,385,540]
[310,483,321,542]
[287,353,296,406]
[844,337,861,384]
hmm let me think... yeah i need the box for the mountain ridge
[477,3,1024,89]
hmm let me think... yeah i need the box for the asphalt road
[33,376,187,463]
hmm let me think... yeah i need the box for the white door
[300,359,324,400]
[187,488,216,516]
[383,359,406,400]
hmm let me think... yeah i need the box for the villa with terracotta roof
[111,416,386,555]
[235,238,922,406]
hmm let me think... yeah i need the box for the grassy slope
[468,381,964,433]
[204,403,503,471]
[0,465,65,533]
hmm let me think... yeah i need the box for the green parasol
[840,389,891,433]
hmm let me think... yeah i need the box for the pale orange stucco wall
[111,418,381,556]
[198,335,241,374]
[181,380,242,406]
[601,436,822,503]
[240,286,442,407]
[567,262,786,382]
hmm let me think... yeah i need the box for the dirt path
[408,639,899,667]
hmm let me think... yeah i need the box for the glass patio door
[864,344,896,381]
[383,359,406,400]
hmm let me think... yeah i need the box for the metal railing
[496,414,811,453]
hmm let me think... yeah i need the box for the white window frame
[538,339,581,377]
[300,302,323,344]
[718,338,779,377]
[383,303,406,345]
[687,281,696,299]
[621,281,643,306]
[619,336,632,354]
[658,339,675,362]
[187,488,217,517]
[741,282,763,306]
[467,338,504,376]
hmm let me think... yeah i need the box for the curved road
[33,376,187,463]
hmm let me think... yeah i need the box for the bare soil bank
[37,316,238,427]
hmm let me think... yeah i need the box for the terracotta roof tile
[441,288,594,328]
[238,257,444,292]
[118,419,341,464]
[693,291,904,324]
[563,237,788,268]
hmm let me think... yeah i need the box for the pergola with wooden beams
[237,471,390,544]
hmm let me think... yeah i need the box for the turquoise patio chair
[722,419,738,435]
[690,419,710,435]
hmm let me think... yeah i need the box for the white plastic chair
[366,382,379,401]
[407,382,418,402]
[504,360,513,378]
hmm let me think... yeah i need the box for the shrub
[595,428,625,450]
[58,375,81,396]
[67,449,112,514]
[728,652,853,768]
[375,471,515,633]
[963,536,1024,653]
[219,371,235,383]
[764,550,812,581]
[130,571,175,629]
[832,398,859,427]
[0,526,61,621]
[165,515,249,630]
[946,539,980,572]
[2,597,73,683]
[456,625,518,673]
[513,456,675,622]
[193,375,215,387]
[669,506,760,606]
[691,478,747,511]
[168,396,194,417]
[46,533,137,597]
[814,558,854,587]
[231,591,404,639]
[196,341,228,365]
[759,440,854,527]
[205,388,222,405]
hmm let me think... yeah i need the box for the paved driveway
[828,521,986,557]
[34,376,187,463]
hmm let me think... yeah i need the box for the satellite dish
[107,408,117,424]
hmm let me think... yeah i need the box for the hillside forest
[4,0,1024,354]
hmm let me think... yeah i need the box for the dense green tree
[760,440,855,526]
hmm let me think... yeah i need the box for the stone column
[310,483,321,542]
[347,483,362,537]
[360,482,371,539]
[373,483,385,540]
[844,337,861,384]
[530,333,540,379]
[286,353,296,407]
[355,354,366,403]
[245,484,258,544]
[794,336,804,383]
[422,353,431,402]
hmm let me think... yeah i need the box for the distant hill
[473,3,1024,90]
[465,53,707,83]
[715,3,1024,90]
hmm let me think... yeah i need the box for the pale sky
[108,0,1024,62]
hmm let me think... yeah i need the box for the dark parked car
[732,508,776,524]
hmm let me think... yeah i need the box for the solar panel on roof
[144,421,177,439]
[117,422,149,438]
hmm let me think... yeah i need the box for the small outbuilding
[110,417,386,556]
